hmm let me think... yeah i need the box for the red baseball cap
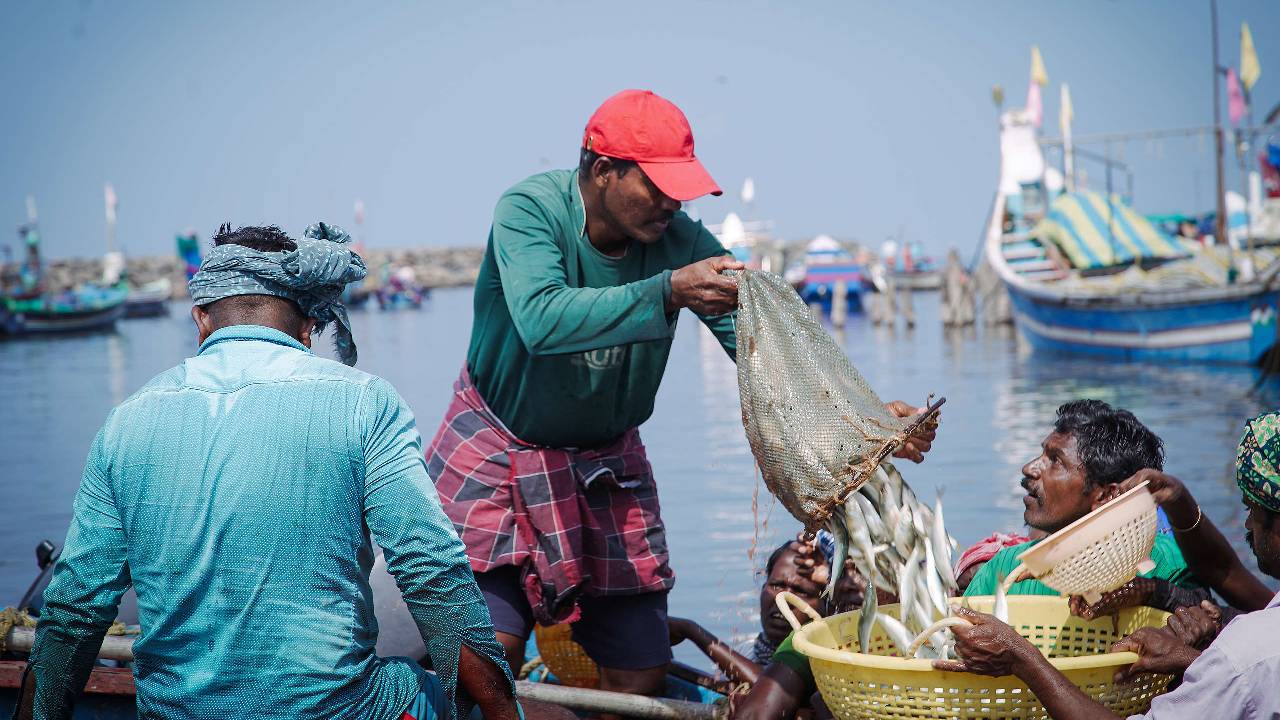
[582,89,722,202]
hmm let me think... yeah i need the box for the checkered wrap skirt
[427,370,674,625]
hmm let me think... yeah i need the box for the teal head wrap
[1236,411,1280,513]
[188,223,367,365]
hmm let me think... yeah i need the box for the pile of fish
[824,461,990,660]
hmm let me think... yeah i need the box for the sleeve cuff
[660,269,678,324]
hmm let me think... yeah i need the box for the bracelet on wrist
[1170,505,1203,533]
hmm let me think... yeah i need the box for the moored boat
[1,288,127,336]
[799,234,865,314]
[123,278,171,318]
[985,85,1280,364]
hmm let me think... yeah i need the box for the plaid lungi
[427,370,674,626]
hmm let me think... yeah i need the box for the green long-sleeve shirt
[963,533,1197,597]
[466,169,736,448]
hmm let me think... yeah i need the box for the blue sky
[2,1,1278,260]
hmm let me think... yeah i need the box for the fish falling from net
[734,268,954,654]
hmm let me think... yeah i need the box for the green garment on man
[466,168,735,448]
[963,533,1198,597]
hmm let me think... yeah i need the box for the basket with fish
[1001,481,1158,604]
[779,592,1174,719]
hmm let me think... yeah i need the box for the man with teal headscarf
[935,411,1280,719]
[15,224,523,720]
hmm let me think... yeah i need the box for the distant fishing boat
[375,265,428,310]
[799,234,865,314]
[1,215,125,338]
[887,240,942,291]
[986,107,1280,364]
[123,278,172,318]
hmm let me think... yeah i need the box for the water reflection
[1,290,1276,668]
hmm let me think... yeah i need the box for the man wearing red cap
[423,89,743,697]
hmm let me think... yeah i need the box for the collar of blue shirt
[198,324,312,356]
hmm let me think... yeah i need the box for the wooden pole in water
[831,280,848,328]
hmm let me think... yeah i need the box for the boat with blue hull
[1004,282,1280,363]
[985,98,1280,365]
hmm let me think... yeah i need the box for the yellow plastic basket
[533,623,600,689]
[790,594,1172,719]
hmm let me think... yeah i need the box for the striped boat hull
[1007,285,1279,363]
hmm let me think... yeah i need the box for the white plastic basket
[1004,480,1157,603]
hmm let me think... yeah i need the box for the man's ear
[191,305,215,345]
[298,318,318,349]
[591,156,614,188]
[1091,482,1123,509]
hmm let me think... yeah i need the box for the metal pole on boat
[515,681,722,720]
[1061,84,1075,193]
[1210,0,1230,253]
[1105,141,1118,265]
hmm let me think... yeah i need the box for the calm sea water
[1,288,1276,667]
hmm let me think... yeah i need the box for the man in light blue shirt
[15,224,521,720]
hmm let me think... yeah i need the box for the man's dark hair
[1054,399,1164,489]
[579,148,638,178]
[205,223,308,329]
[213,223,297,253]
[764,540,800,577]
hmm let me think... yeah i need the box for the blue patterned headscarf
[189,223,367,365]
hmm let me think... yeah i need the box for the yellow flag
[1241,23,1261,92]
[1060,83,1073,135]
[1031,46,1049,87]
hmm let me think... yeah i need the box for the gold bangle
[1170,505,1203,533]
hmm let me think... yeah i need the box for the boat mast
[1210,0,1229,250]
[104,183,117,254]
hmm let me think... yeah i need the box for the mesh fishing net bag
[735,269,937,532]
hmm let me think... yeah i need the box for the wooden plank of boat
[0,660,135,697]
[4,628,722,719]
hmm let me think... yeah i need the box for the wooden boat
[0,549,722,719]
[123,279,171,318]
[0,627,722,720]
[799,235,865,314]
[1,286,127,336]
[985,107,1280,364]
[0,661,136,720]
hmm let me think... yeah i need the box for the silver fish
[882,462,906,509]
[858,576,877,654]
[844,493,878,578]
[878,480,901,540]
[912,573,935,629]
[923,539,949,616]
[825,506,850,598]
[912,502,931,540]
[898,544,921,624]
[855,490,891,545]
[893,505,915,558]
[993,571,1009,623]
[932,490,957,592]
[874,612,915,656]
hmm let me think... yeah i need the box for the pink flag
[1227,67,1246,127]
[1026,79,1043,128]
